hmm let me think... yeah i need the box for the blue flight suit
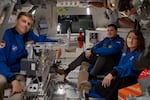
[89,35,124,76]
[24,30,58,43]
[0,28,58,82]
[64,35,124,75]
[112,50,141,78]
[91,35,124,57]
[88,50,141,99]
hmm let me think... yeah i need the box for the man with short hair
[0,12,60,100]
[56,24,124,79]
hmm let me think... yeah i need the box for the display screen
[58,15,94,34]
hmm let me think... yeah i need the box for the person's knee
[0,75,7,90]
[97,56,106,61]
[15,75,25,82]
[9,92,24,100]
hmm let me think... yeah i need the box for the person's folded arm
[92,41,123,56]
[91,40,104,54]
[113,60,139,78]
[0,48,15,83]
[0,62,15,83]
[26,31,58,43]
[38,35,58,42]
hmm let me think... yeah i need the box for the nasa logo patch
[12,45,18,51]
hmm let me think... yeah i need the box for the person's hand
[10,80,24,96]
[54,48,62,59]
[102,73,113,88]
[25,40,34,45]
[85,50,91,59]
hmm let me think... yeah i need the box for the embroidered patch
[130,56,135,60]
[0,41,6,48]
[116,41,121,44]
[103,44,107,46]
[122,52,126,56]
[12,45,18,51]
[108,45,112,48]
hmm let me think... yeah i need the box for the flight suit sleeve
[0,30,15,82]
[0,48,14,82]
[38,34,58,42]
[26,31,58,43]
[113,52,140,78]
[91,39,104,54]
[92,39,124,56]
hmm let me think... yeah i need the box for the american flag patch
[0,41,6,48]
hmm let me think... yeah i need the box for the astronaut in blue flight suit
[24,29,58,43]
[56,24,124,79]
[0,12,59,100]
[86,30,145,100]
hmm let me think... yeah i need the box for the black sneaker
[55,68,65,75]
[55,60,61,67]
[55,68,68,78]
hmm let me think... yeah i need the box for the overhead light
[31,10,36,15]
[86,7,90,15]
[29,6,38,15]
[57,23,61,32]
